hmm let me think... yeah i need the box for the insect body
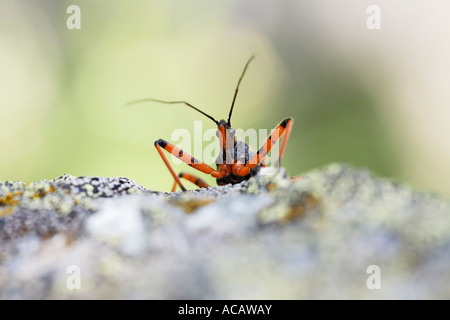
[129,56,293,192]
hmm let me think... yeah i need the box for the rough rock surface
[1,164,450,299]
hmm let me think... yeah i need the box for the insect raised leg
[276,117,294,167]
[154,139,224,191]
[232,118,294,176]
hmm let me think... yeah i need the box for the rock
[1,165,450,299]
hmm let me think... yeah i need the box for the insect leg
[155,141,187,191]
[170,172,210,192]
[171,180,178,192]
[233,118,294,176]
[154,139,224,191]
[178,172,210,189]
[276,116,294,167]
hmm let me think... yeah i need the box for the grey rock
[0,165,449,299]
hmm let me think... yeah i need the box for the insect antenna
[227,55,255,127]
[126,98,219,125]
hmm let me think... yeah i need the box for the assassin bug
[128,56,294,192]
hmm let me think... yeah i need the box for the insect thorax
[215,140,262,185]
[215,140,254,166]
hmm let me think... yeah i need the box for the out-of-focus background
[1,0,449,195]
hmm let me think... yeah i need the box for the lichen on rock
[1,164,450,299]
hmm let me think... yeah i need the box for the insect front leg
[154,139,224,192]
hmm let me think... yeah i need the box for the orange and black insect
[129,56,294,192]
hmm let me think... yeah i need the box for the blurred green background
[1,0,449,195]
